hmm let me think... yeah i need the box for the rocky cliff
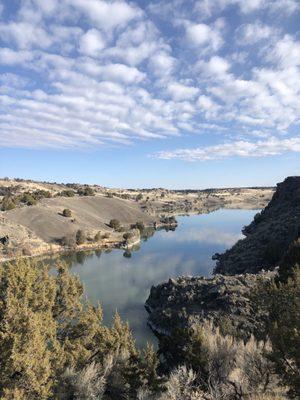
[214,176,300,274]
[145,271,275,366]
[145,177,300,364]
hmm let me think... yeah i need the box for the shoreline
[0,221,178,264]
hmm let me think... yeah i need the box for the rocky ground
[145,270,275,366]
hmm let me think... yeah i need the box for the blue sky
[0,0,299,188]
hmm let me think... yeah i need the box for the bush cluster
[57,190,75,197]
[0,258,297,399]
[109,219,121,230]
[131,221,145,232]
[1,190,52,210]
[77,187,95,196]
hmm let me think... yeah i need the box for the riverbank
[0,178,274,263]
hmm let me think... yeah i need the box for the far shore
[0,178,275,264]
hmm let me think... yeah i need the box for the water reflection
[45,209,258,347]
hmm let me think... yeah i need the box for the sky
[0,0,299,188]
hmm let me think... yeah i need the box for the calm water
[54,209,257,347]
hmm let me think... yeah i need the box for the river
[51,209,258,347]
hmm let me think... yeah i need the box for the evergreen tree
[0,260,60,399]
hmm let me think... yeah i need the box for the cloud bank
[0,0,299,159]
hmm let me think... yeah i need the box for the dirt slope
[4,195,155,243]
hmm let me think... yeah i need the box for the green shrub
[133,221,145,232]
[58,190,75,197]
[61,234,76,247]
[109,219,121,230]
[77,187,95,196]
[1,196,16,211]
[20,192,37,206]
[62,209,72,217]
[136,193,143,201]
[94,232,102,242]
[32,190,52,200]
[251,267,300,397]
[123,232,135,241]
[76,230,86,245]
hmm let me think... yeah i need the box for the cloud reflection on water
[64,209,257,347]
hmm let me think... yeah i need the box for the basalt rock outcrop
[145,177,300,369]
[214,176,300,275]
[145,271,275,362]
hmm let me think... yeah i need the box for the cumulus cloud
[265,34,300,68]
[98,63,146,83]
[152,137,300,161]
[79,29,106,56]
[184,21,224,52]
[149,51,176,76]
[196,55,230,77]
[167,82,199,100]
[0,21,52,49]
[197,95,220,117]
[68,0,141,30]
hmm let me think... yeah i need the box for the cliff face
[145,177,300,364]
[214,176,300,275]
[145,272,275,365]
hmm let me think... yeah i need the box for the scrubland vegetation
[1,190,52,210]
[0,258,298,399]
[0,177,297,398]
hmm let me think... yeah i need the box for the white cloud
[100,63,146,84]
[235,0,265,13]
[79,29,106,56]
[152,136,300,161]
[0,0,299,154]
[104,20,170,67]
[0,21,52,49]
[32,0,59,16]
[0,48,33,65]
[197,95,220,117]
[149,52,176,76]
[268,0,299,15]
[236,22,276,45]
[68,0,142,30]
[106,41,157,66]
[185,21,223,51]
[197,56,230,77]
[197,0,298,15]
[265,35,300,68]
[167,82,199,100]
